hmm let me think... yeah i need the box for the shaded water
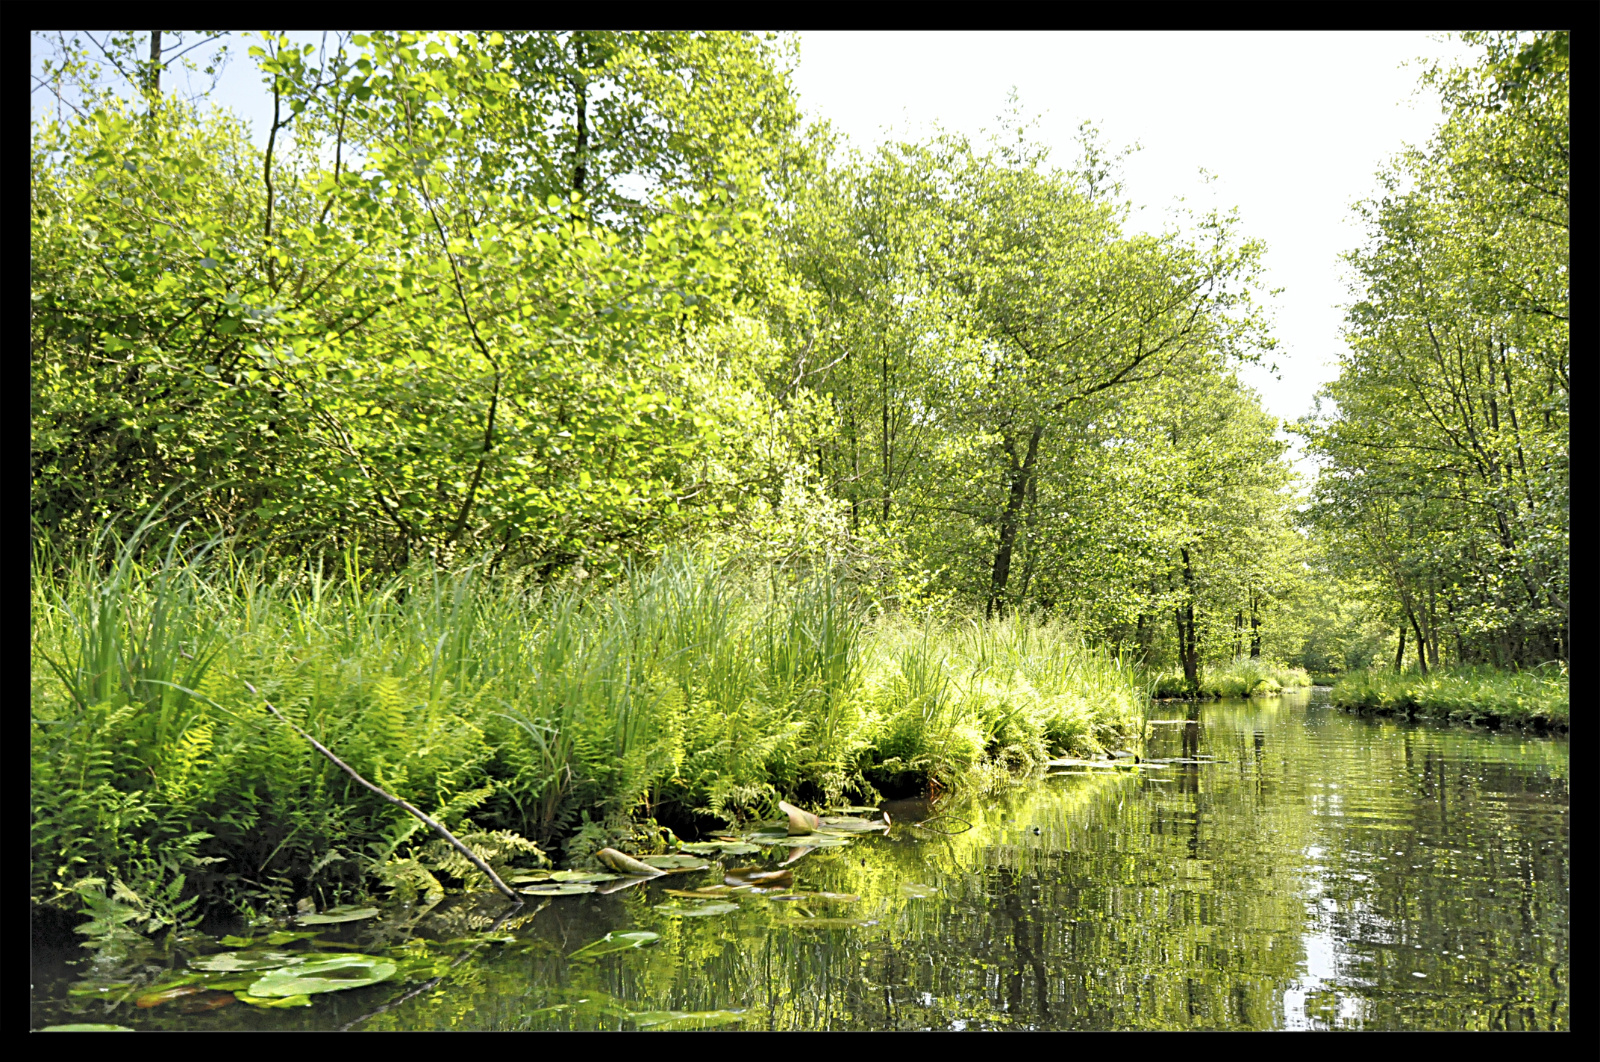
[35,689,1568,1031]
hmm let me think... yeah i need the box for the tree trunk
[148,31,163,97]
[987,424,1042,617]
[1249,592,1262,659]
[1395,625,1406,671]
[1177,548,1200,687]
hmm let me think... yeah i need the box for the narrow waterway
[35,688,1568,1031]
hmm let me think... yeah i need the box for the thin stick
[242,680,522,904]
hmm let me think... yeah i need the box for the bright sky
[33,30,1477,470]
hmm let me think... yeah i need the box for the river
[34,687,1568,1031]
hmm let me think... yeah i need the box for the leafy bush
[1329,666,1568,729]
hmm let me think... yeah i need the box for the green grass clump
[31,520,1145,934]
[1329,666,1568,730]
[1153,659,1310,699]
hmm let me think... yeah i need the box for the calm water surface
[35,689,1568,1031]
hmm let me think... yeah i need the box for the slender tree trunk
[1234,611,1243,659]
[570,39,589,194]
[1249,592,1262,659]
[1395,625,1406,671]
[987,424,1042,618]
[147,31,163,97]
[881,340,891,526]
[1177,548,1199,687]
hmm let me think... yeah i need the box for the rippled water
[35,689,1568,1031]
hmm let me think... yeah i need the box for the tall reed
[32,526,1146,927]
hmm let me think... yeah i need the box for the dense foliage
[1297,31,1568,671]
[32,30,1565,929]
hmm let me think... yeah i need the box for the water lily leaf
[136,983,207,1008]
[653,901,740,917]
[664,886,737,898]
[595,847,665,877]
[248,954,397,997]
[218,934,257,948]
[41,1024,135,1031]
[549,869,620,883]
[234,991,315,1008]
[778,800,821,835]
[825,805,881,815]
[189,950,305,973]
[569,930,661,959]
[1045,757,1118,769]
[766,891,860,903]
[509,872,552,884]
[640,854,712,870]
[746,830,853,847]
[596,876,653,895]
[777,846,815,867]
[725,867,792,887]
[177,990,238,1014]
[519,882,598,896]
[632,1008,747,1028]
[899,883,938,899]
[295,905,380,925]
[678,841,761,856]
[263,930,321,945]
[818,816,889,833]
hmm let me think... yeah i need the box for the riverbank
[1152,658,1312,700]
[1329,667,1568,731]
[31,527,1143,936]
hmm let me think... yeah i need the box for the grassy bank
[1329,666,1569,731]
[1152,658,1312,700]
[31,523,1143,936]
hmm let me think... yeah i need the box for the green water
[35,689,1568,1031]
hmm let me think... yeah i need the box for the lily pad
[653,901,740,918]
[746,830,853,847]
[825,805,881,815]
[632,1009,747,1028]
[234,991,315,1008]
[779,800,822,835]
[596,847,666,877]
[640,854,712,870]
[294,904,380,925]
[596,876,653,895]
[664,885,739,898]
[678,841,762,856]
[550,869,621,883]
[569,930,661,960]
[189,950,305,973]
[899,883,939,899]
[41,1024,135,1031]
[263,930,320,946]
[519,882,598,896]
[218,934,258,948]
[509,871,552,884]
[818,816,889,833]
[177,990,238,1014]
[247,954,397,997]
[777,847,816,867]
[136,983,207,1008]
[766,891,860,903]
[725,867,793,888]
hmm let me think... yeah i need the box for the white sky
[33,30,1478,472]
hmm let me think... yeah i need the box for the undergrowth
[1152,658,1311,699]
[31,518,1145,937]
[1329,666,1568,730]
